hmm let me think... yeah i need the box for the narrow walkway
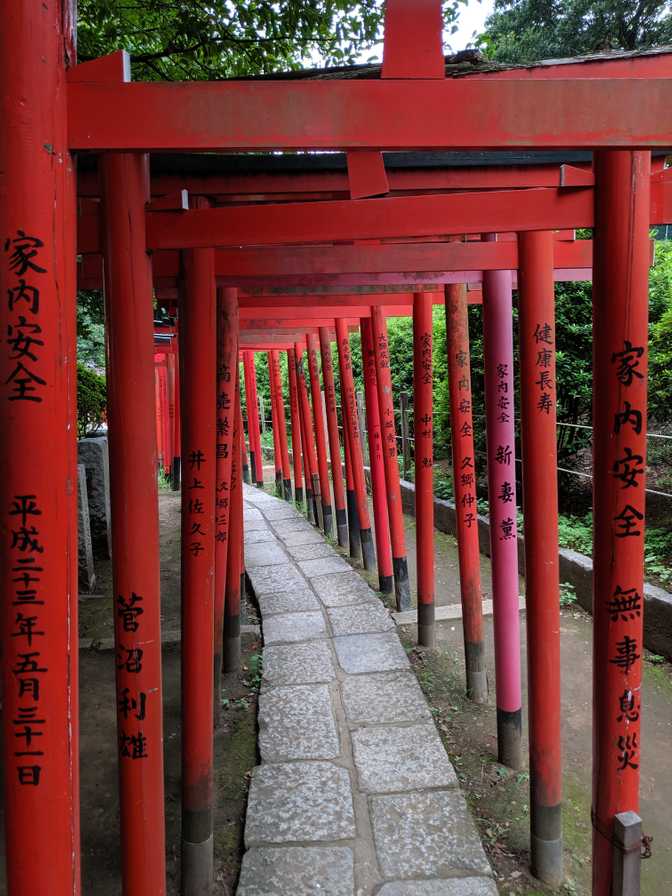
[238,484,497,896]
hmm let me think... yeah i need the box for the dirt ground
[0,489,260,896]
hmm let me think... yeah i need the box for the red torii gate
[0,1,663,894]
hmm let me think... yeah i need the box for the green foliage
[77,362,107,437]
[557,511,594,555]
[77,0,387,80]
[478,0,672,64]
[77,0,470,81]
[649,241,672,421]
[559,582,578,607]
[645,527,672,588]
[77,290,106,370]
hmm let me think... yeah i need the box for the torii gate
[0,1,665,894]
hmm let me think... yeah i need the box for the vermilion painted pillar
[413,293,436,648]
[518,232,563,884]
[271,350,293,500]
[482,238,522,770]
[592,151,650,896]
[243,351,263,488]
[0,3,81,892]
[371,306,411,610]
[307,333,334,536]
[361,319,394,593]
[336,319,376,571]
[172,331,182,489]
[155,360,165,471]
[295,342,322,526]
[319,328,349,548]
[167,351,179,485]
[445,284,487,704]
[343,409,362,559]
[294,346,315,520]
[287,348,304,505]
[224,379,243,674]
[102,153,167,896]
[268,352,284,496]
[241,422,251,485]
[214,288,238,727]
[445,283,488,703]
[180,244,216,892]
[159,360,171,475]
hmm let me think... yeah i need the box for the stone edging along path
[237,484,498,896]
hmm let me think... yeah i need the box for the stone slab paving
[238,485,497,896]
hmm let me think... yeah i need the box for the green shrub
[77,363,107,438]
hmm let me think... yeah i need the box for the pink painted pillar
[482,237,522,770]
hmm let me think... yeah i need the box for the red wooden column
[101,153,167,896]
[243,351,263,488]
[271,350,293,500]
[167,351,180,486]
[172,332,182,489]
[307,333,334,536]
[361,319,394,594]
[180,244,216,892]
[159,359,171,474]
[155,360,165,471]
[343,409,362,559]
[0,3,81,892]
[224,378,243,674]
[241,421,251,485]
[214,288,238,727]
[518,233,563,884]
[294,345,315,520]
[413,293,436,648]
[295,341,322,526]
[444,284,487,704]
[287,348,305,504]
[371,306,411,610]
[482,243,523,770]
[319,327,349,548]
[268,351,284,495]
[592,151,650,896]
[336,319,376,571]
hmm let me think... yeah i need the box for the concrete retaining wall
[397,478,672,662]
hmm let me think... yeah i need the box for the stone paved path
[237,485,498,896]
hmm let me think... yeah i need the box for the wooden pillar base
[360,526,376,571]
[418,602,436,649]
[171,456,181,490]
[531,801,563,886]
[393,556,412,611]
[347,489,362,560]
[336,507,349,550]
[465,640,488,705]
[181,829,214,896]
[497,708,523,770]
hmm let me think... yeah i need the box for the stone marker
[77,436,111,558]
[77,464,96,593]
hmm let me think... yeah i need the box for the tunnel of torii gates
[3,1,672,894]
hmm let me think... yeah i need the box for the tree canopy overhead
[77,1,472,81]
[479,0,672,64]
[77,0,386,79]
